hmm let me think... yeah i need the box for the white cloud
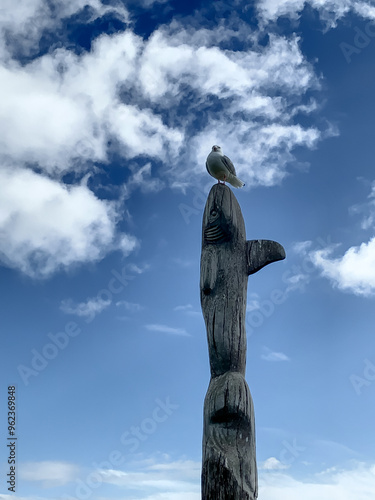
[0,17,324,181]
[313,439,359,457]
[65,457,201,500]
[284,237,338,294]
[139,29,323,187]
[148,459,200,477]
[0,0,129,59]
[98,459,200,488]
[256,0,375,26]
[140,0,169,7]
[0,24,187,279]
[261,457,290,470]
[127,263,151,274]
[110,103,183,161]
[173,304,200,316]
[302,180,375,296]
[117,233,139,255]
[133,495,199,500]
[262,347,290,361]
[309,238,375,296]
[11,458,375,500]
[0,166,137,277]
[284,271,311,293]
[354,2,375,19]
[19,460,79,487]
[0,60,100,173]
[60,296,111,318]
[0,3,342,277]
[116,300,143,312]
[0,30,183,175]
[173,258,195,268]
[350,181,375,230]
[292,240,313,254]
[247,293,261,311]
[259,462,375,500]
[145,324,190,336]
[174,304,193,312]
[127,163,165,194]
[140,30,316,100]
[0,496,45,500]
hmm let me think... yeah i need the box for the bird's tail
[228,174,245,188]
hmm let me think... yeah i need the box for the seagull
[206,145,245,188]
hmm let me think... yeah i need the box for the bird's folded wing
[222,155,236,176]
[206,161,211,175]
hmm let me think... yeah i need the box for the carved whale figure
[200,183,285,500]
[200,184,285,376]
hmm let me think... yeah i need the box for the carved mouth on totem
[204,223,229,243]
[210,407,251,429]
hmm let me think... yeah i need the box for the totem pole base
[201,372,257,500]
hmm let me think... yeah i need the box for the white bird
[206,145,245,188]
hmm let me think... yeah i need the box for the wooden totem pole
[200,184,285,499]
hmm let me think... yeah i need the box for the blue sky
[1,0,375,498]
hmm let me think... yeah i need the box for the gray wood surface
[200,184,285,499]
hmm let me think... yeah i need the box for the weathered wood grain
[200,184,285,499]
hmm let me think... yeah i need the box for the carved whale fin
[247,239,286,275]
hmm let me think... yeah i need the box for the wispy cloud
[261,347,290,362]
[284,271,311,293]
[247,293,261,311]
[260,457,290,470]
[350,180,375,230]
[174,304,201,316]
[140,0,169,8]
[313,439,359,457]
[127,263,151,274]
[145,324,190,337]
[78,456,200,499]
[256,0,375,28]
[127,162,165,194]
[116,300,143,312]
[60,296,111,319]
[98,459,201,487]
[174,304,193,312]
[0,0,129,60]
[173,258,195,268]
[19,460,79,487]
[0,496,45,500]
[259,461,375,500]
[15,457,375,500]
[9,456,200,500]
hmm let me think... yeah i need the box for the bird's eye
[210,209,217,217]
